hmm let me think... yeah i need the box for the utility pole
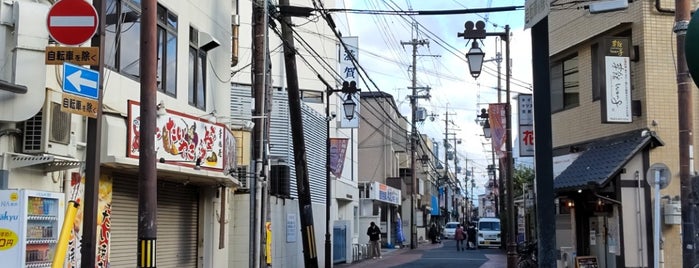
[401,32,429,249]
[83,0,106,267]
[279,1,319,266]
[136,0,158,267]
[252,0,269,267]
[442,108,457,224]
[675,0,696,265]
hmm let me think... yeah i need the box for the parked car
[477,217,501,248]
[442,222,460,239]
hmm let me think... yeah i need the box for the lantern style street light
[459,21,517,268]
[319,77,359,268]
[466,42,486,79]
[342,94,356,120]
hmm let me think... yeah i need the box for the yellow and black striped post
[138,239,157,267]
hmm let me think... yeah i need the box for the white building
[1,0,237,267]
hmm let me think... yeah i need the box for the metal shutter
[110,176,199,268]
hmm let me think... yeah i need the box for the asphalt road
[337,240,506,268]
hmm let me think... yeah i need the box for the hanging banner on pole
[489,103,507,159]
[338,36,360,128]
[329,138,349,178]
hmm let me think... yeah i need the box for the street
[337,240,506,268]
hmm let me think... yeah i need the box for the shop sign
[127,101,227,170]
[368,182,401,205]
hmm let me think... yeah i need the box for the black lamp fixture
[159,157,202,170]
[419,154,430,168]
[465,41,485,79]
[483,118,491,139]
[342,94,356,120]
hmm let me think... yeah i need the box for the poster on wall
[127,100,227,171]
[67,172,113,268]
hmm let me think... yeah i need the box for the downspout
[635,171,645,266]
[0,128,22,190]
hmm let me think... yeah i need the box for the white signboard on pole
[339,36,360,128]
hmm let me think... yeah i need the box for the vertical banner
[518,94,534,157]
[601,37,632,123]
[339,36,360,128]
[488,103,507,159]
[67,173,113,268]
[329,138,349,178]
[604,56,631,122]
[266,222,272,265]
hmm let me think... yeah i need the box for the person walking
[429,223,438,244]
[466,223,477,250]
[455,224,466,251]
[367,222,382,259]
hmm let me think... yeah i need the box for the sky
[332,0,535,199]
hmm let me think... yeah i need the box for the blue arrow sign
[62,62,100,100]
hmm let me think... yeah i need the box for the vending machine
[0,189,65,268]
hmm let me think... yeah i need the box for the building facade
[548,1,699,267]
[1,0,237,267]
[228,0,358,267]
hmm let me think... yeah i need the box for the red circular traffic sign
[46,0,98,46]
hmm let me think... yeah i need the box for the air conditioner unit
[559,247,576,268]
[22,91,73,156]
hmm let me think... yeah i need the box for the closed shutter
[110,176,199,268]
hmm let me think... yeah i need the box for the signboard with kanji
[45,46,99,66]
[60,93,98,118]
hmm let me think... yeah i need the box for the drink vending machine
[0,189,65,267]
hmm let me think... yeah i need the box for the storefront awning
[554,129,663,192]
[103,156,240,187]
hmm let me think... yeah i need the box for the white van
[477,217,501,248]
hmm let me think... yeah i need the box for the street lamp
[466,42,485,79]
[320,76,358,268]
[342,94,356,120]
[459,21,517,268]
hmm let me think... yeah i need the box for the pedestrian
[367,221,382,259]
[466,223,477,249]
[429,223,438,244]
[455,224,466,251]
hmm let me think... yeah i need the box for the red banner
[329,138,349,178]
[489,103,507,159]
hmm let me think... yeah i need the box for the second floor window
[105,0,177,96]
[551,54,579,112]
[188,27,206,110]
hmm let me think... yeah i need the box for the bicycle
[516,240,538,268]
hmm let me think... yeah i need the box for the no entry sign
[47,0,98,46]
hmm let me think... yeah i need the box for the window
[551,54,579,112]
[189,26,206,109]
[591,43,602,101]
[105,0,177,96]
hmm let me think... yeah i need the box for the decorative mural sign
[127,101,227,170]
